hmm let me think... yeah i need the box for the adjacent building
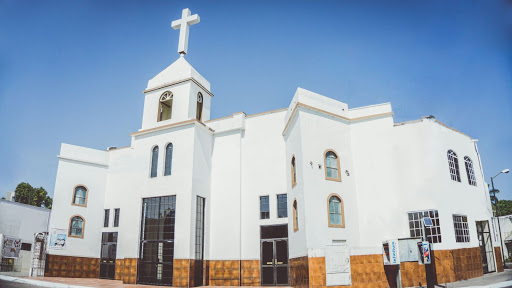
[0,199,50,276]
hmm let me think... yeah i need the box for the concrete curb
[0,275,92,288]
[464,280,512,288]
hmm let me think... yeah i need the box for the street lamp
[491,168,509,267]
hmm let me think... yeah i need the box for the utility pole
[490,169,509,267]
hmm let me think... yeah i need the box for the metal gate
[31,232,48,277]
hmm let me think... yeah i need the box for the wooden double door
[260,224,289,286]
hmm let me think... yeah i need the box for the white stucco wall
[48,56,498,279]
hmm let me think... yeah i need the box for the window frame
[113,208,120,227]
[327,194,345,228]
[447,150,461,182]
[464,156,477,186]
[71,185,88,207]
[158,91,173,122]
[276,194,288,218]
[293,199,298,232]
[196,92,203,121]
[104,209,110,228]
[68,215,85,239]
[260,195,270,220]
[164,142,173,176]
[324,149,341,182]
[150,145,159,178]
[291,155,297,188]
[452,214,470,243]
[407,209,442,243]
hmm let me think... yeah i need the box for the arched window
[164,143,173,176]
[464,156,477,186]
[151,146,159,178]
[328,194,345,228]
[291,156,297,187]
[324,150,341,181]
[158,91,173,121]
[293,199,299,232]
[447,150,460,182]
[69,215,85,238]
[72,185,88,206]
[196,92,203,121]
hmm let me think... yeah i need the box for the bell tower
[139,8,212,131]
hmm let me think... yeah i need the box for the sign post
[383,239,402,288]
[421,217,435,288]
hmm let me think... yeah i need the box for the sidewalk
[448,269,512,288]
[1,272,512,288]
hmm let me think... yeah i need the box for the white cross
[171,8,200,55]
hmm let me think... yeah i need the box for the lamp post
[491,168,509,267]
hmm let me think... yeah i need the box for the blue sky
[0,1,511,200]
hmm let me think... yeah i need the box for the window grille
[408,210,442,243]
[464,156,477,186]
[453,215,470,243]
[260,196,270,219]
[447,150,461,182]
[277,194,287,218]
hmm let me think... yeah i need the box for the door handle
[266,262,272,265]
[277,262,283,265]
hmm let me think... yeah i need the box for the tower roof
[146,56,211,92]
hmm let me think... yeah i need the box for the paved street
[0,279,45,288]
[450,269,512,288]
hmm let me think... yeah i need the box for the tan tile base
[290,247,486,288]
[115,258,137,284]
[495,247,504,273]
[290,256,309,288]
[241,260,261,286]
[44,254,99,278]
[208,260,240,286]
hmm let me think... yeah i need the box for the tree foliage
[496,200,512,217]
[14,182,52,209]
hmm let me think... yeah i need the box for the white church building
[46,8,502,288]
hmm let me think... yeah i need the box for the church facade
[46,8,502,288]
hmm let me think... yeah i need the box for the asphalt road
[0,279,44,288]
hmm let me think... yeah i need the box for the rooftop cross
[171,8,200,56]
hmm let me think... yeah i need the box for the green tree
[496,200,512,216]
[13,182,52,209]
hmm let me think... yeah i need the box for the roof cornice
[143,77,214,97]
[282,102,394,136]
[131,119,214,137]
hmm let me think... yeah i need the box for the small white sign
[49,228,67,249]
[383,239,400,265]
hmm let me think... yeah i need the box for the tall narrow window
[151,146,159,178]
[158,91,173,121]
[291,156,297,187]
[464,156,477,186]
[447,150,461,182]
[260,196,270,219]
[196,92,203,121]
[138,196,176,285]
[293,200,298,232]
[277,194,288,218]
[113,208,120,227]
[324,150,341,181]
[69,215,85,238]
[194,196,205,285]
[72,185,88,206]
[164,143,173,176]
[328,195,345,228]
[104,209,110,227]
